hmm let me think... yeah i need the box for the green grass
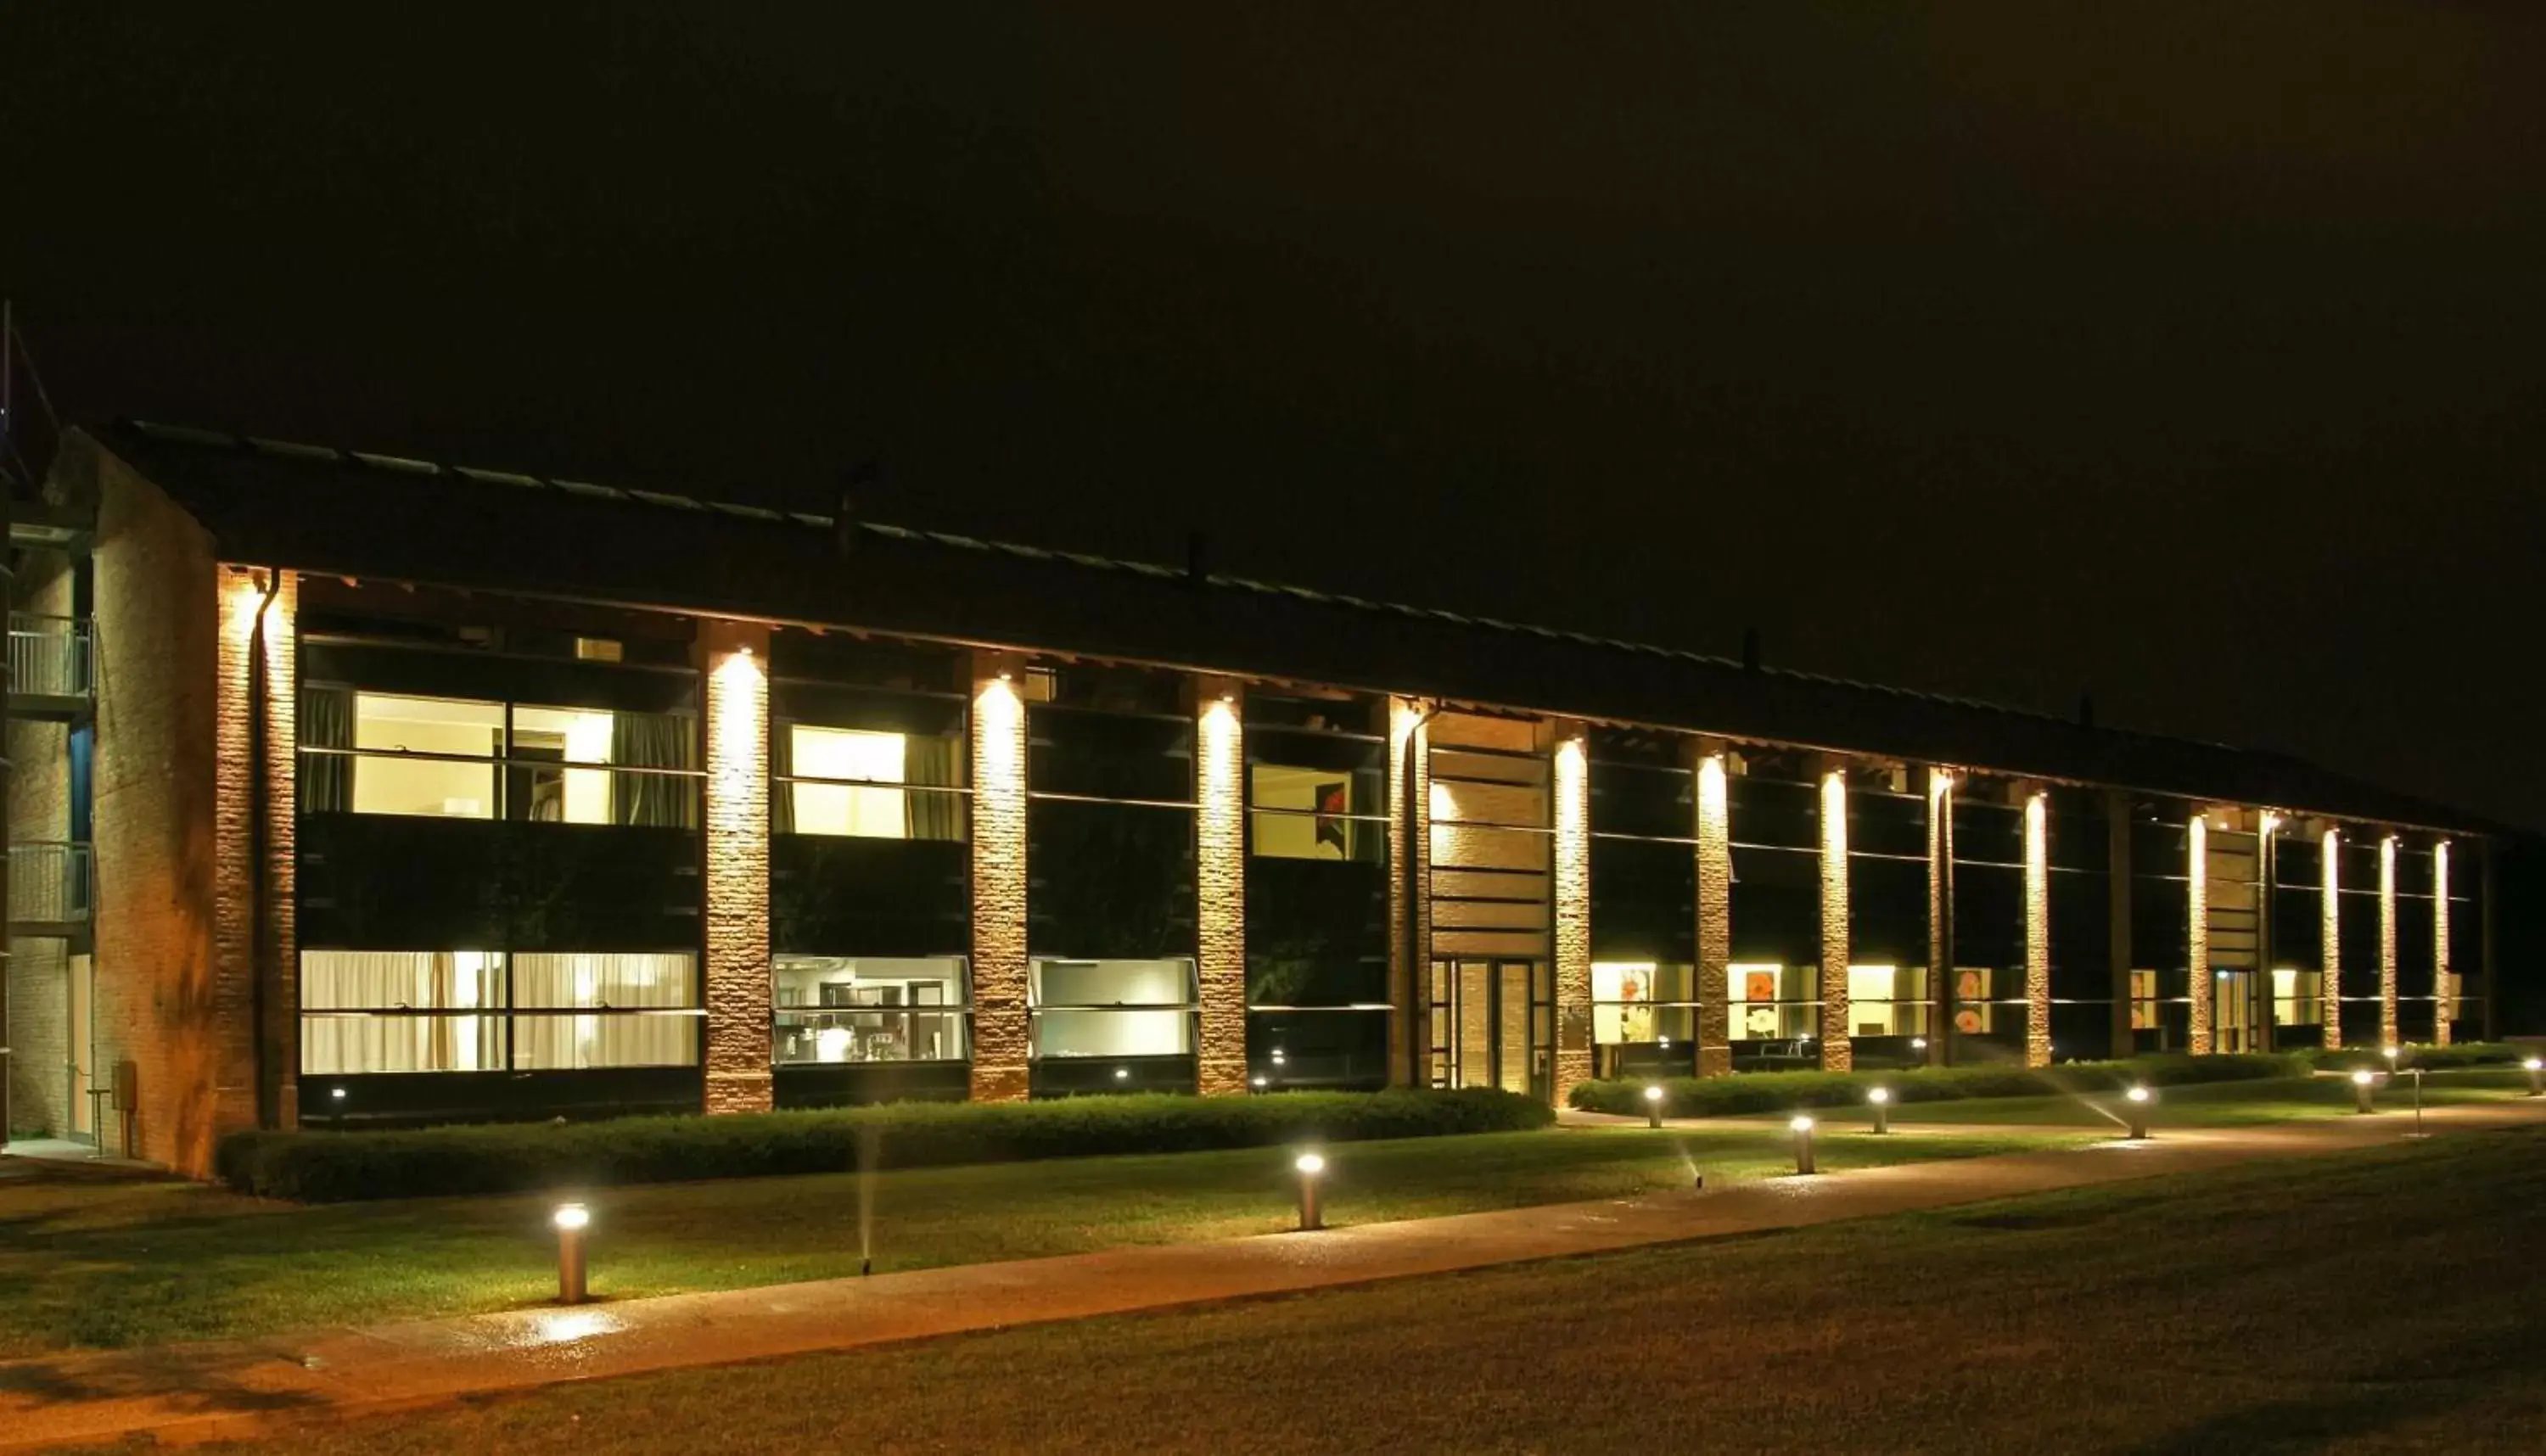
[104,1123,2546,1455]
[0,1124,2072,1356]
[1781,1067,2536,1128]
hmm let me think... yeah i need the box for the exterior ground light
[1293,1151,1326,1231]
[2525,1057,2543,1097]
[1644,1084,1665,1128]
[2123,1084,2151,1140]
[1789,1115,1817,1175]
[2352,1069,2376,1114]
[1866,1086,1892,1135]
[552,1203,591,1306]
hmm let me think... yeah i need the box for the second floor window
[300,689,699,827]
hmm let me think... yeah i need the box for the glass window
[1248,762,1382,861]
[1591,961,1697,1046]
[2128,969,2160,1031]
[2272,968,2324,1027]
[1847,965,1932,1038]
[347,693,502,817]
[1029,957,1197,1058]
[773,955,970,1065]
[299,949,699,1073]
[1728,963,1820,1042]
[778,725,964,840]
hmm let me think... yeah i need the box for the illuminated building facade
[0,423,2504,1174]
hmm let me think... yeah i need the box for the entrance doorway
[2213,970,2256,1055]
[1426,959,1551,1100]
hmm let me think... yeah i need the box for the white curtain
[300,951,697,1072]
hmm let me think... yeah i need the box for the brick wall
[1816,767,1852,1072]
[1195,683,1247,1095]
[1693,750,1731,1077]
[969,656,1029,1101]
[2378,834,2398,1048]
[2023,792,2051,1067]
[702,622,771,1114]
[1551,731,1591,1106]
[2433,841,2452,1046]
[1386,698,1422,1085]
[4,940,70,1136]
[2187,815,2212,1055]
[1929,772,1957,1067]
[91,450,244,1176]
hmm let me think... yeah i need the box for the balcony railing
[9,841,93,924]
[8,613,95,699]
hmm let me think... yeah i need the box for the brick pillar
[216,567,299,1135]
[702,622,771,1115]
[2188,814,2212,1055]
[1551,729,1592,1106]
[1388,698,1430,1087]
[2433,840,2452,1046]
[2023,790,2051,1067]
[1930,770,1957,1067]
[2480,839,2498,1044]
[969,656,1030,1101]
[1195,680,1248,1095]
[2378,834,2398,1048]
[1817,764,1852,1072]
[2320,829,2342,1050]
[1694,748,1732,1078]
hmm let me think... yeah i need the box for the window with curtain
[778,724,965,840]
[300,949,700,1073]
[298,692,698,826]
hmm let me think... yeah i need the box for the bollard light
[1644,1084,1666,1128]
[2382,1046,2400,1067]
[2352,1068,2376,1114]
[2526,1057,2543,1097]
[552,1203,591,1306]
[1293,1151,1326,1231]
[1866,1086,1892,1135]
[1790,1115,1818,1176]
[2123,1084,2151,1140]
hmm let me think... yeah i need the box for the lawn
[108,1123,2546,1455]
[0,1123,2073,1356]
[1772,1066,2535,1129]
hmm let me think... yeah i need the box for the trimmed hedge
[2295,1042,2526,1072]
[216,1088,1552,1203]
[1568,1052,2314,1119]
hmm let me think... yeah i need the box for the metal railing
[9,840,93,924]
[8,612,94,698]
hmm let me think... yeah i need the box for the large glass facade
[1727,752,1822,1071]
[1847,766,1930,1068]
[1588,728,1696,1078]
[294,589,707,1124]
[1243,690,1389,1089]
[1950,781,2027,1063]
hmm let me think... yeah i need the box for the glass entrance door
[1427,959,1551,1099]
[66,953,96,1143]
[2214,970,2255,1055]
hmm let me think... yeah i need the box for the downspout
[247,568,281,1128]
[1399,700,1438,1087]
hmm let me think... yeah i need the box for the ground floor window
[2272,968,2325,1027]
[1029,957,1197,1059]
[1727,963,1818,1042]
[1590,961,1697,1048]
[2128,969,2160,1031]
[774,955,969,1064]
[300,949,700,1073]
[1846,965,1932,1037]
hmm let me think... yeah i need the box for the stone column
[2431,840,2451,1046]
[2320,829,2342,1050]
[969,654,1030,1101]
[2188,814,2212,1055]
[2023,789,2051,1067]
[1551,729,1592,1106]
[1195,680,1248,1095]
[1388,698,1430,1086]
[702,621,771,1115]
[2379,834,2399,1048]
[1929,770,1957,1067]
[1694,748,1733,1078]
[1817,764,1852,1072]
[218,568,300,1133]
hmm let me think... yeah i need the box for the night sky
[7,4,2542,829]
